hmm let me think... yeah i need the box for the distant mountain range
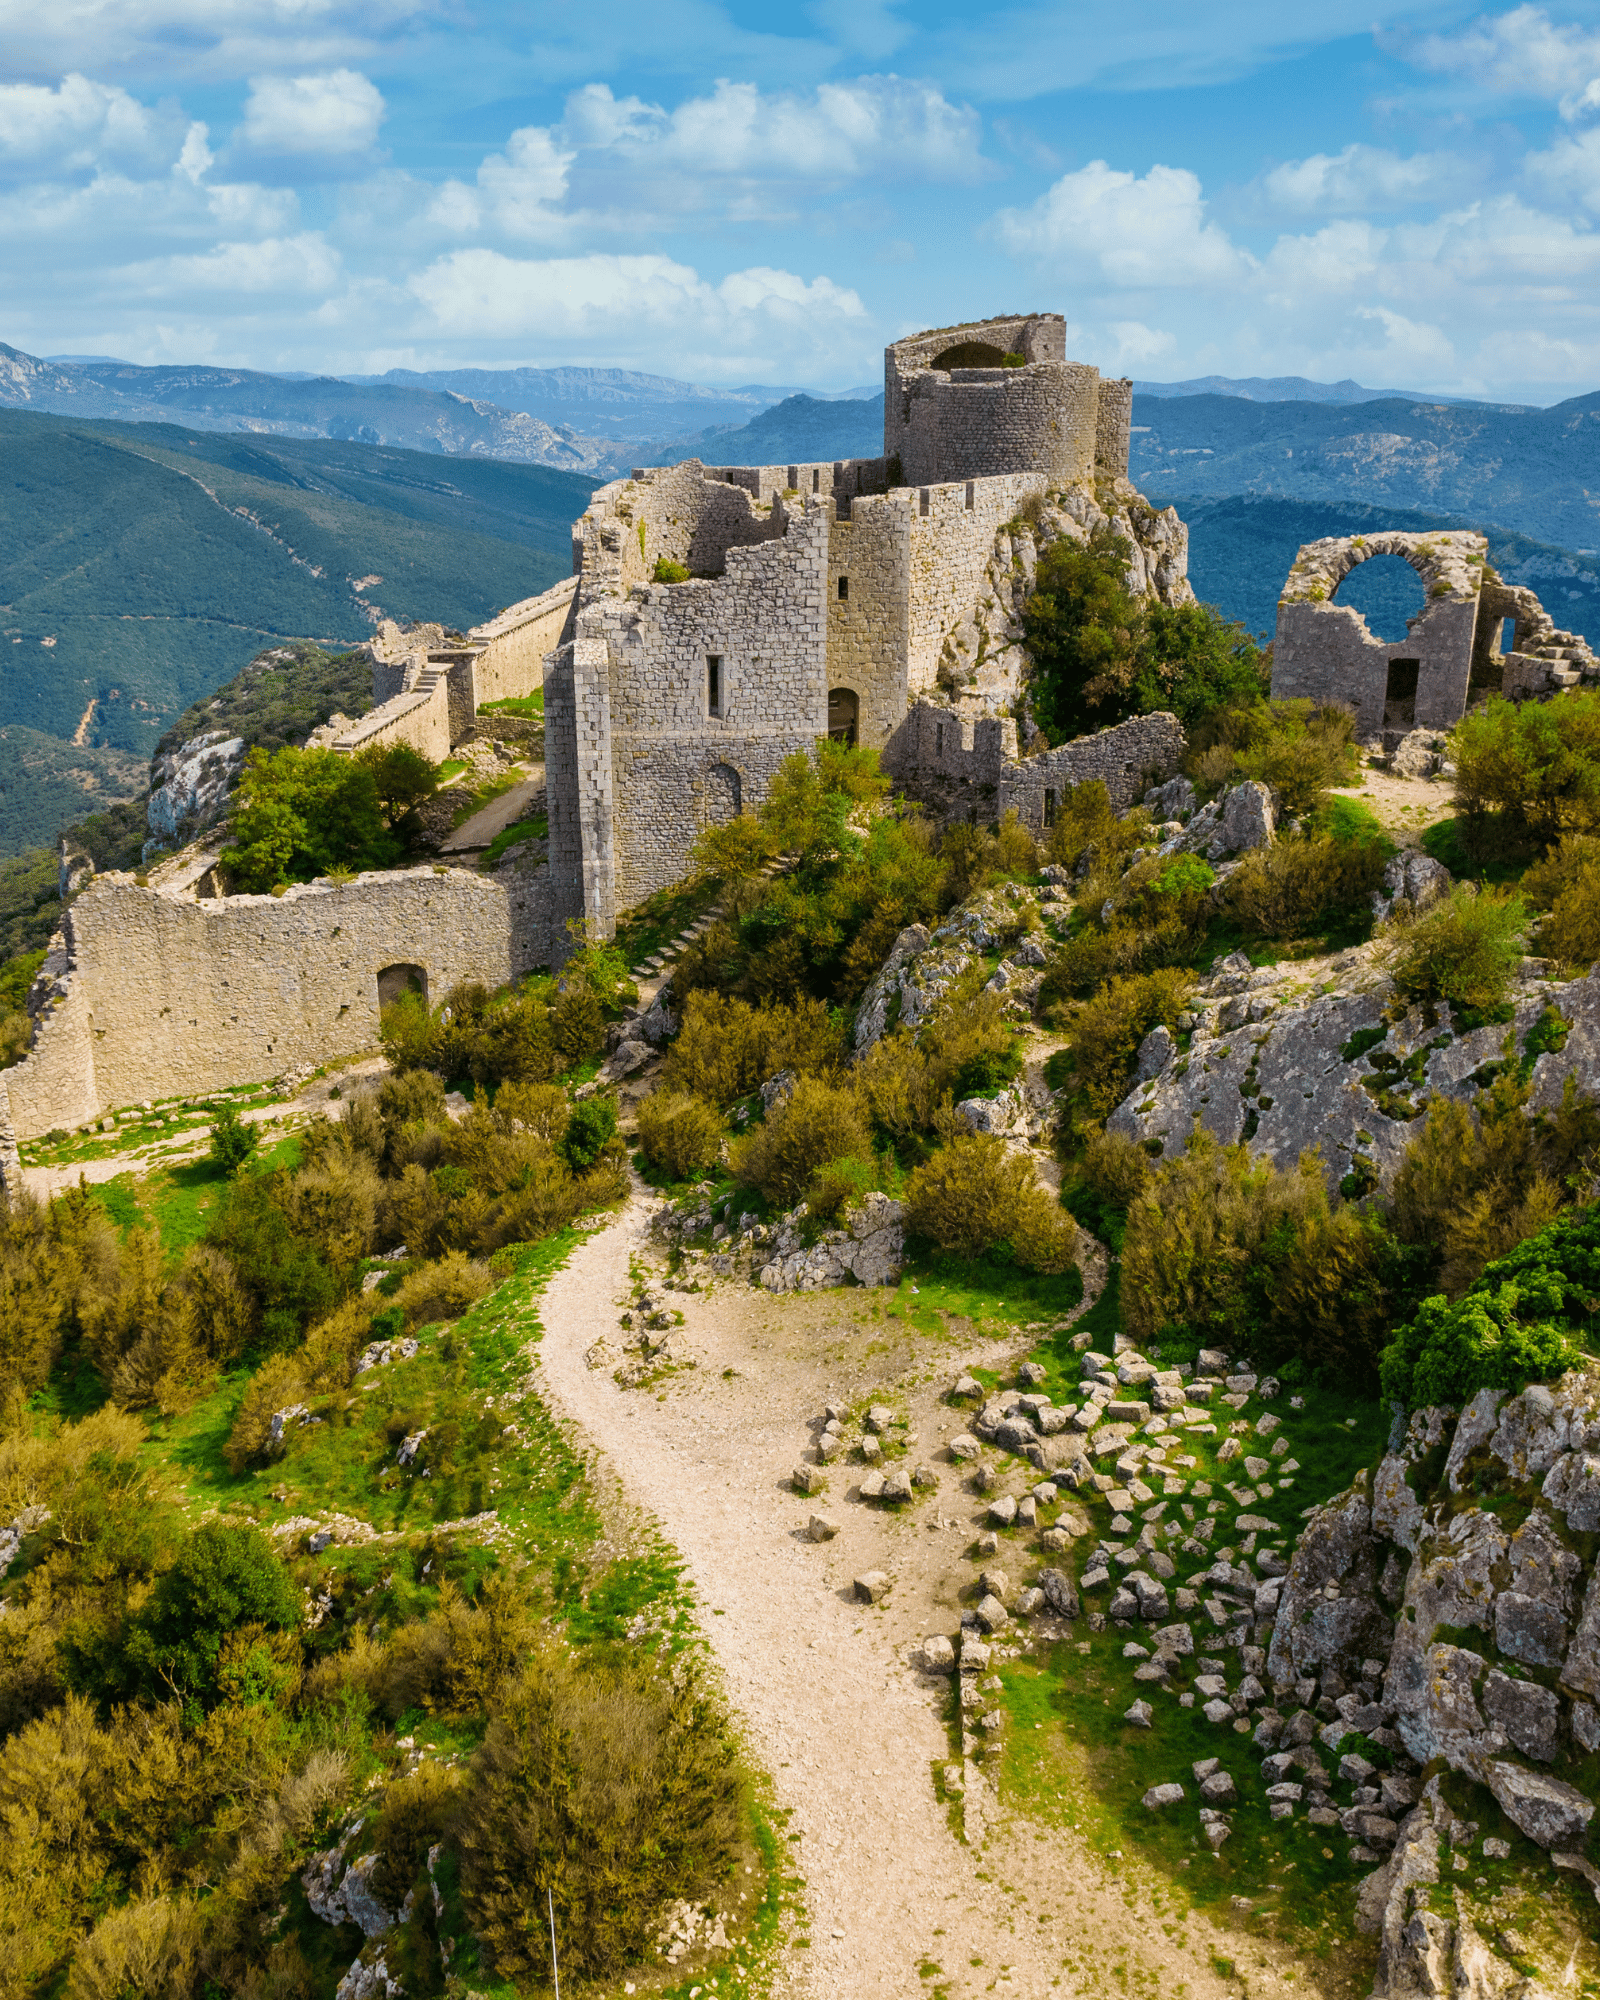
[1129,374,1501,407]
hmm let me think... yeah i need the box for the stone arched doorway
[828,688,859,747]
[377,962,427,1009]
[705,762,742,825]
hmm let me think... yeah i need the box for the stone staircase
[626,857,788,984]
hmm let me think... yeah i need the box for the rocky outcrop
[1266,1477,1393,1687]
[146,729,246,849]
[854,885,1041,1051]
[758,1192,905,1292]
[1110,952,1600,1194]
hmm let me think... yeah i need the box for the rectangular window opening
[919,488,930,518]
[1043,788,1057,827]
[1501,616,1517,653]
[838,575,849,601]
[935,722,945,758]
[707,654,723,717]
[812,468,821,493]
[965,481,975,511]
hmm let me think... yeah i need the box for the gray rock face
[1373,849,1452,921]
[1483,1671,1562,1761]
[1108,962,1600,1195]
[758,1191,905,1292]
[1486,1762,1594,1850]
[1266,1480,1390,1688]
[1218,780,1275,856]
[147,729,246,845]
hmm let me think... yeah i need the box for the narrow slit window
[838,575,849,601]
[707,654,723,716]
[965,481,975,511]
[1043,788,1057,827]
[935,722,945,758]
[919,488,930,518]
[812,468,821,493]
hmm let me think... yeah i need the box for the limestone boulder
[1266,1480,1390,1687]
[1486,1762,1594,1851]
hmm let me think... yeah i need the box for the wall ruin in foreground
[0,866,546,1143]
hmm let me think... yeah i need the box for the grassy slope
[0,725,147,854]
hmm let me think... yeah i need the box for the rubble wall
[826,492,912,750]
[1095,378,1133,478]
[1000,711,1186,828]
[1,869,522,1139]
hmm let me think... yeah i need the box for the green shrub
[1382,884,1528,1012]
[1379,1205,1600,1407]
[1044,779,1124,872]
[1056,968,1192,1117]
[660,991,845,1105]
[357,741,438,822]
[1121,1130,1391,1380]
[690,812,773,883]
[111,1524,300,1715]
[1220,832,1386,942]
[731,1076,872,1207]
[1041,913,1197,1000]
[0,1010,32,1070]
[636,1092,724,1180]
[1187,699,1356,815]
[1451,691,1600,857]
[453,1649,742,1983]
[207,1100,259,1173]
[802,1154,891,1229]
[220,744,401,892]
[562,1094,617,1170]
[1022,526,1265,740]
[1522,834,1600,967]
[903,1132,1079,1270]
[651,556,691,583]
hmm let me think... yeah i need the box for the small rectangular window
[965,481,975,511]
[919,488,930,518]
[707,654,723,716]
[812,468,821,494]
[1043,788,1057,827]
[935,722,945,758]
[838,575,849,601]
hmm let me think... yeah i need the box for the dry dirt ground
[534,1193,1357,2000]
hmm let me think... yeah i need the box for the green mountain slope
[0,726,146,856]
[0,408,594,764]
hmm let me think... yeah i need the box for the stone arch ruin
[377,962,428,1008]
[1271,529,1600,746]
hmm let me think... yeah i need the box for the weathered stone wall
[884,313,1100,491]
[905,474,1049,692]
[1271,532,1489,738]
[1094,378,1133,478]
[0,868,526,1140]
[701,458,888,509]
[1000,711,1185,828]
[574,462,792,606]
[826,492,912,750]
[470,580,577,705]
[882,700,1182,828]
[331,672,453,763]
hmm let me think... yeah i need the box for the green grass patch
[873,1252,1084,1340]
[479,814,548,867]
[1422,817,1527,886]
[614,874,724,969]
[479,690,543,717]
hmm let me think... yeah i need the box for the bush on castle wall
[219,744,403,892]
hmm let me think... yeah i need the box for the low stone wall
[1,867,523,1139]
[330,673,453,764]
[471,580,577,706]
[1001,712,1185,828]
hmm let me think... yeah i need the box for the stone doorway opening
[705,762,742,824]
[828,687,859,746]
[1385,657,1420,736]
[377,962,427,1009]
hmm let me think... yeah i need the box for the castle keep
[0,313,1188,1152]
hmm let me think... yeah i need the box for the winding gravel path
[531,1195,1300,2000]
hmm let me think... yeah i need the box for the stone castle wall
[470,580,577,706]
[905,473,1050,692]
[332,672,453,763]
[826,493,911,750]
[1,867,525,1141]
[1094,378,1133,478]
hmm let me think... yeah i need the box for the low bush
[1055,967,1192,1117]
[660,991,845,1105]
[636,1092,724,1181]
[1451,690,1600,857]
[1379,1206,1599,1408]
[651,556,691,583]
[219,745,405,892]
[563,1094,617,1170]
[1523,834,1600,967]
[802,1154,892,1229]
[1041,912,1199,1000]
[1220,831,1386,943]
[380,952,634,1088]
[1060,1129,1154,1253]
[1121,1130,1391,1380]
[1188,699,1357,816]
[208,1101,259,1173]
[453,1649,742,1983]
[1381,883,1528,1013]
[903,1133,1080,1270]
[1043,779,1128,874]
[731,1076,872,1207]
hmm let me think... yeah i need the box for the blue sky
[5,0,1600,400]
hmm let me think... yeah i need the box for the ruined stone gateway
[1271,529,1600,742]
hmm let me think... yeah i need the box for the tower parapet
[883,313,1130,488]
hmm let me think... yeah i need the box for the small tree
[359,742,438,823]
[208,1101,259,1174]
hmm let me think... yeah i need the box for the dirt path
[533,1197,1313,2000]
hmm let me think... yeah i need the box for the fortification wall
[1000,712,1185,829]
[700,458,889,509]
[331,673,453,763]
[1,868,523,1140]
[575,463,790,607]
[905,473,1048,692]
[826,493,912,749]
[470,580,577,705]
[1095,378,1133,479]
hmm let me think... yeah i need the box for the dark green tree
[116,1523,301,1713]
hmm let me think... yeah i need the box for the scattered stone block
[1124,1700,1153,1728]
[1143,1783,1185,1809]
[806,1515,839,1542]
[853,1571,891,1604]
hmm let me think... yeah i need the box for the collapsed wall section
[1,868,526,1141]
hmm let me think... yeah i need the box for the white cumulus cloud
[995,161,1249,287]
[0,74,175,180]
[430,126,574,240]
[1409,5,1600,118]
[239,69,385,156]
[1261,144,1471,213]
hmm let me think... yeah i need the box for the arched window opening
[828,688,859,747]
[377,963,427,1009]
[1332,553,1427,642]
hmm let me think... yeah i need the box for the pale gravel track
[530,1194,1313,2000]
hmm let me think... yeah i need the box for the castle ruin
[0,313,1189,1153]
